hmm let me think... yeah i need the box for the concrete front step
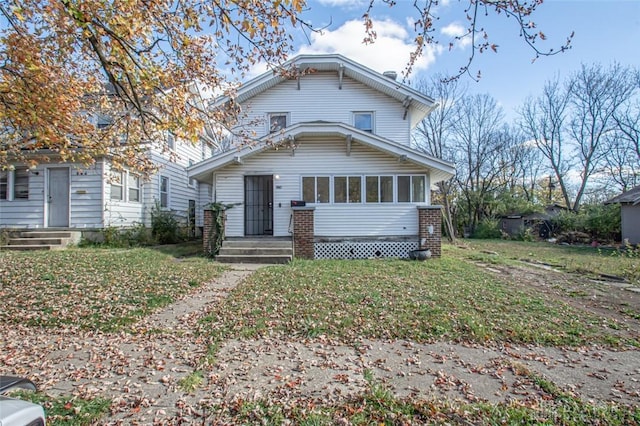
[1,229,81,251]
[8,238,67,246]
[1,245,59,251]
[222,239,293,249]
[215,254,292,264]
[19,231,76,239]
[218,247,293,256]
[215,238,293,264]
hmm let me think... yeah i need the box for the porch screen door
[244,175,273,235]
[48,168,70,227]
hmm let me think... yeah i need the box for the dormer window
[354,112,374,133]
[269,113,288,133]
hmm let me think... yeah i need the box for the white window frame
[110,171,124,201]
[13,167,29,200]
[333,175,362,204]
[397,175,427,203]
[365,175,394,203]
[301,176,330,204]
[128,173,141,203]
[166,131,176,151]
[353,111,374,133]
[268,113,288,133]
[160,175,170,208]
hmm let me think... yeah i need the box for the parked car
[0,376,46,426]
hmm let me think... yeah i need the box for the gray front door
[48,168,70,227]
[244,175,273,235]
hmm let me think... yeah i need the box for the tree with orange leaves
[0,0,570,175]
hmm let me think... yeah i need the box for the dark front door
[244,175,273,235]
[188,199,196,238]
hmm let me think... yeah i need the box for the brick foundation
[417,205,443,258]
[292,207,315,259]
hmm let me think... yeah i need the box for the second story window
[269,113,288,133]
[166,131,176,150]
[354,112,374,133]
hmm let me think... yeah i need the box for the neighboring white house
[0,136,215,233]
[189,54,455,259]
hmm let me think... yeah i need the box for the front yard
[1,241,639,424]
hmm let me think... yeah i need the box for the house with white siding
[189,54,455,259]
[0,136,215,238]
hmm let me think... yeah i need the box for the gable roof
[212,54,437,128]
[188,121,455,184]
[605,185,640,205]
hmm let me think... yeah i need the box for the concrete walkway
[1,263,638,425]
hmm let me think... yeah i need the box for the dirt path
[1,263,639,425]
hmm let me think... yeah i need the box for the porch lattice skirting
[292,205,443,260]
[315,240,419,259]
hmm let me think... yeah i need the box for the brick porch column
[417,205,443,258]
[292,206,315,259]
[203,209,215,256]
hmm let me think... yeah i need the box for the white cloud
[316,0,367,7]
[297,19,439,76]
[441,22,472,48]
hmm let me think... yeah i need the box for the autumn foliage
[0,0,570,175]
[0,0,307,174]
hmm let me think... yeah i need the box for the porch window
[14,168,29,199]
[366,176,393,203]
[269,113,288,133]
[110,171,124,201]
[160,176,169,208]
[302,176,329,203]
[334,176,361,203]
[128,174,140,202]
[397,175,426,203]
[0,171,6,200]
[354,112,374,133]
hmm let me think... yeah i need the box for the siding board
[239,73,411,144]
[214,138,431,237]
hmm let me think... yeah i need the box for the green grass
[11,391,111,426]
[178,370,204,393]
[200,256,633,348]
[456,239,640,284]
[201,373,640,425]
[0,247,225,331]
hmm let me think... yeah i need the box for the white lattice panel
[314,241,419,259]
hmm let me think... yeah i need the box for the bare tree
[607,100,640,190]
[451,93,508,232]
[568,63,638,207]
[520,77,576,209]
[413,75,466,240]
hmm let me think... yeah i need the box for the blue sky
[285,0,640,121]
